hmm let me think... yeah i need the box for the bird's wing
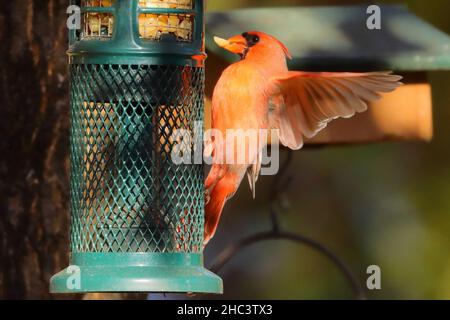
[269,71,403,150]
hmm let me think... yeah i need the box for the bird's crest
[263,32,292,60]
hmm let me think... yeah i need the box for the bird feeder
[50,0,223,294]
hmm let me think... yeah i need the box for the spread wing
[269,71,403,150]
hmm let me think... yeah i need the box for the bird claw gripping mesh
[70,64,205,254]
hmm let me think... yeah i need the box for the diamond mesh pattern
[70,64,205,253]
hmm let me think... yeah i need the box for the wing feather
[247,151,262,199]
[270,71,402,149]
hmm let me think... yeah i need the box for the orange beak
[213,35,247,55]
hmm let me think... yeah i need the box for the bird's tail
[204,173,238,245]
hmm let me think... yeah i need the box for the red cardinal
[204,31,402,244]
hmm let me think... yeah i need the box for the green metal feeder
[50,0,222,294]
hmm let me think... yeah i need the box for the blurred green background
[202,0,450,299]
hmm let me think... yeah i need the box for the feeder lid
[206,5,450,71]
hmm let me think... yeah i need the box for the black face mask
[240,32,260,59]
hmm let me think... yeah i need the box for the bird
[204,31,402,245]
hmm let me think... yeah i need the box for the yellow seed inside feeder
[139,0,193,9]
[85,12,114,37]
[138,13,192,40]
[82,0,112,6]
[138,0,193,41]
[87,14,101,34]
[177,17,192,40]
[139,14,158,39]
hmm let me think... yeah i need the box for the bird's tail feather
[204,174,237,245]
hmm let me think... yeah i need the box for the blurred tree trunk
[0,0,72,299]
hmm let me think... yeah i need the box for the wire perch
[209,150,366,300]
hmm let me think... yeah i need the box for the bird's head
[213,31,292,61]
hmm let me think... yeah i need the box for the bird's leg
[204,189,211,205]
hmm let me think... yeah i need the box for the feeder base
[50,253,223,294]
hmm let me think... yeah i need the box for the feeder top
[206,5,450,72]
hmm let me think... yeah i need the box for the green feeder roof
[206,5,450,71]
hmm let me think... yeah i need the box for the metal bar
[82,7,115,13]
[139,8,196,15]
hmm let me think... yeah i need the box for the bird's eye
[242,32,260,47]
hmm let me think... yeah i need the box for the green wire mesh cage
[50,0,223,294]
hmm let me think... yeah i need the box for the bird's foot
[204,189,211,205]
